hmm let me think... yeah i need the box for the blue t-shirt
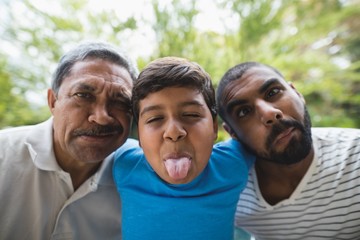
[113,138,254,240]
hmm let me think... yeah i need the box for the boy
[113,57,254,239]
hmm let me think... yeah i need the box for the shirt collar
[26,117,116,186]
[26,117,61,171]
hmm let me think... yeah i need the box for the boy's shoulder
[114,138,142,161]
[212,138,255,169]
[213,138,254,158]
[115,138,140,152]
[214,138,241,149]
[113,138,143,184]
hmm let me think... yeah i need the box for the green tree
[147,0,360,136]
[218,0,360,128]
[1,0,359,131]
[0,0,137,128]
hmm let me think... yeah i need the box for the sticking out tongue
[164,157,191,180]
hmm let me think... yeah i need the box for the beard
[243,106,313,165]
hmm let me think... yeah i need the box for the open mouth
[164,156,192,181]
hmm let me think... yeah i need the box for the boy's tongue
[164,157,191,180]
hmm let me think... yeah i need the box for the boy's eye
[146,116,163,124]
[183,113,201,118]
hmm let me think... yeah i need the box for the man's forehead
[70,76,131,89]
[242,65,282,80]
[222,66,285,107]
[229,66,286,91]
[68,59,133,84]
[63,77,131,98]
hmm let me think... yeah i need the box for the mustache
[73,125,123,137]
[266,119,304,146]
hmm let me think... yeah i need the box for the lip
[274,127,295,145]
[163,152,192,161]
[78,133,119,143]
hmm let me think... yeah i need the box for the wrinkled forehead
[101,79,133,98]
[71,60,132,83]
[64,76,133,99]
[61,59,133,97]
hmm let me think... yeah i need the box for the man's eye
[74,92,93,99]
[266,88,281,98]
[111,100,130,110]
[236,107,251,118]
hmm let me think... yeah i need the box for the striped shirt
[235,127,360,240]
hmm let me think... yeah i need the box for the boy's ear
[138,128,142,148]
[213,117,218,141]
[223,122,239,140]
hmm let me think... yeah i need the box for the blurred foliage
[149,0,360,132]
[0,0,359,138]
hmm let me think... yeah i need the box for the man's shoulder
[0,125,33,136]
[0,120,50,138]
[312,127,360,141]
[0,119,52,157]
[0,125,35,150]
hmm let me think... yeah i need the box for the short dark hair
[132,57,217,123]
[51,41,138,94]
[216,61,283,121]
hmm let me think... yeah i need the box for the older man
[0,42,138,239]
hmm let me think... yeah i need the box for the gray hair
[51,41,138,94]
